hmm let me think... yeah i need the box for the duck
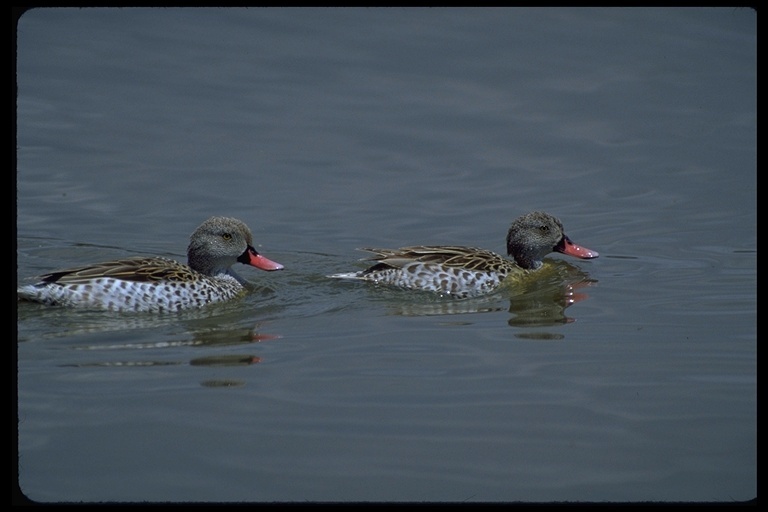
[17,216,284,313]
[328,211,598,299]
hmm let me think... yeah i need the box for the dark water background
[15,7,755,503]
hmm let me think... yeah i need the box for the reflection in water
[17,296,279,341]
[200,379,247,388]
[52,324,279,387]
[189,354,262,366]
[58,360,183,368]
[507,277,595,340]
[18,288,283,386]
[60,354,263,368]
[507,275,594,327]
[383,260,597,332]
[69,328,279,351]
[515,332,565,341]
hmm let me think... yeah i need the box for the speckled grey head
[187,217,252,272]
[506,211,598,269]
[187,216,283,276]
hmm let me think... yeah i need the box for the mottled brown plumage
[18,216,283,313]
[330,211,598,298]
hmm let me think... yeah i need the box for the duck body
[329,211,598,299]
[341,246,514,298]
[17,216,284,313]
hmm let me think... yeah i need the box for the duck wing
[359,246,512,273]
[38,257,194,285]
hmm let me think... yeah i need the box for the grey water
[15,7,755,503]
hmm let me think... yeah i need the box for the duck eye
[222,233,232,241]
[539,225,549,232]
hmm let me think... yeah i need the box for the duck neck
[508,244,543,270]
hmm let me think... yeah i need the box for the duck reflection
[385,260,596,330]
[56,324,280,387]
[506,263,595,328]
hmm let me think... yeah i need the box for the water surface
[15,7,756,503]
